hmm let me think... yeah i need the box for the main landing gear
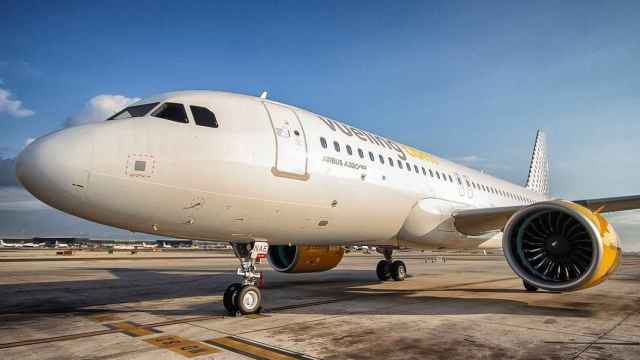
[376,247,406,281]
[223,242,263,316]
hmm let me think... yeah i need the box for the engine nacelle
[503,200,621,292]
[267,245,344,273]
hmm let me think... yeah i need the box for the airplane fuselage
[17,91,548,249]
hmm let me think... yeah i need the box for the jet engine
[267,245,344,273]
[503,200,621,291]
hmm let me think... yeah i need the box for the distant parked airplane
[21,242,42,248]
[16,90,639,315]
[0,240,23,248]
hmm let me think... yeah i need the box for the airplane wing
[453,195,640,236]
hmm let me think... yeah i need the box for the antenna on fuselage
[259,91,268,99]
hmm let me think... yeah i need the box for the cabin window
[457,177,462,185]
[320,137,327,148]
[369,151,375,161]
[421,167,426,176]
[379,154,385,164]
[333,141,340,152]
[398,160,403,169]
[448,175,453,182]
[405,162,411,171]
[190,105,218,128]
[435,171,440,179]
[108,102,159,120]
[413,165,419,173]
[151,102,188,123]
[358,148,364,158]
[429,169,434,177]
[388,157,394,167]
[346,145,353,155]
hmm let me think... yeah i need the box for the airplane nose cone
[16,126,94,214]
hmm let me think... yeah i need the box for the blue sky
[1,1,639,247]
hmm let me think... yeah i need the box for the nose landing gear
[223,242,265,316]
[376,247,406,281]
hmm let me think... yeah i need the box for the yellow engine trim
[563,201,622,290]
[285,245,344,273]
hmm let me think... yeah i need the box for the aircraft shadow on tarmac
[0,267,593,319]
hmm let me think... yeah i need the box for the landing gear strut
[376,247,406,281]
[223,242,264,315]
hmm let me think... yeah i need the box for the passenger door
[263,102,308,180]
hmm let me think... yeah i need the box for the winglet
[525,130,550,195]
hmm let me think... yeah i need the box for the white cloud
[454,155,486,163]
[0,88,35,118]
[452,154,510,171]
[65,94,140,127]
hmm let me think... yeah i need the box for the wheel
[391,260,406,281]
[236,285,262,315]
[223,283,242,315]
[523,280,538,292]
[376,260,392,281]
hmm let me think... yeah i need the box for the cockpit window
[190,105,218,128]
[151,102,188,123]
[107,102,159,120]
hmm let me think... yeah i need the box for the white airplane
[15,90,639,315]
[0,240,23,248]
[22,242,42,248]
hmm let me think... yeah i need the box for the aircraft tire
[223,283,242,315]
[376,260,392,281]
[523,280,538,292]
[391,260,406,281]
[236,285,262,315]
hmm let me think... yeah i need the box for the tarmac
[0,249,638,359]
